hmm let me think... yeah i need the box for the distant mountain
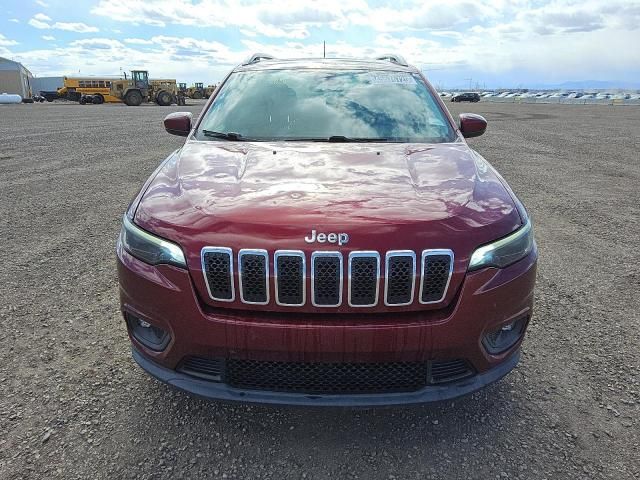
[527,80,640,90]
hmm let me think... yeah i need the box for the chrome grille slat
[384,251,416,306]
[311,252,343,307]
[419,249,454,304]
[201,247,234,302]
[274,250,305,306]
[201,247,453,308]
[348,252,380,307]
[238,249,269,305]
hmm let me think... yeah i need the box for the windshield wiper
[326,136,390,143]
[202,130,246,141]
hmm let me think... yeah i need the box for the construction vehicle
[204,84,218,99]
[186,82,206,99]
[110,70,185,106]
[178,82,187,96]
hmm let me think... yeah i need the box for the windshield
[196,69,456,143]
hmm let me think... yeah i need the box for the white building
[0,57,33,99]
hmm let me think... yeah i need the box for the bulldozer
[110,70,185,106]
[186,82,206,99]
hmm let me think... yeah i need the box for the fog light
[482,316,527,354]
[125,313,170,351]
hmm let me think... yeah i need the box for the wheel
[79,96,87,105]
[93,94,104,104]
[191,91,203,99]
[124,90,143,106]
[155,90,172,106]
[45,96,54,102]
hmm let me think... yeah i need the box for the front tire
[155,90,172,106]
[124,90,143,106]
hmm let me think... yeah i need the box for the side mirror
[459,113,487,138]
[164,112,193,137]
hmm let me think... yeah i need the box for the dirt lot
[1,100,638,479]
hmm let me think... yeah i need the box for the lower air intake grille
[429,359,474,384]
[178,357,224,381]
[226,359,429,394]
[177,356,476,393]
[421,252,453,303]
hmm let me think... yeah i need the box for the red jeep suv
[117,54,537,406]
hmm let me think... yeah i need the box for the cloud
[90,0,365,38]
[54,22,99,33]
[124,38,155,45]
[28,18,51,29]
[9,18,20,23]
[5,0,640,87]
[42,35,56,41]
[35,0,49,6]
[0,34,19,46]
[27,13,99,32]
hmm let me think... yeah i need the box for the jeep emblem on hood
[305,229,349,246]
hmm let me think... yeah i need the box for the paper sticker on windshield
[368,72,416,85]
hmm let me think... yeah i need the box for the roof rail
[375,54,408,67]
[242,53,275,66]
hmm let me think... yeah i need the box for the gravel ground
[1,100,638,479]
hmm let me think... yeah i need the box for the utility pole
[323,41,326,59]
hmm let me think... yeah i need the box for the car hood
[136,140,520,229]
[134,140,522,311]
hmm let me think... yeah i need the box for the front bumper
[133,346,520,406]
[117,244,536,405]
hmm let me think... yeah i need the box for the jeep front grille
[201,248,454,308]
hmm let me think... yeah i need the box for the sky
[1,0,640,89]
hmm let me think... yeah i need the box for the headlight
[468,219,534,271]
[119,215,186,268]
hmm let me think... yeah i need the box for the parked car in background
[451,92,480,102]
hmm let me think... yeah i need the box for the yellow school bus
[57,76,123,103]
